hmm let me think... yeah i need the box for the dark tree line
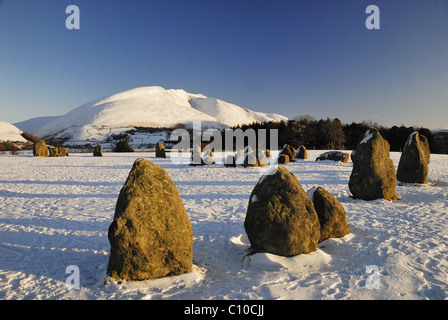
[230,115,437,152]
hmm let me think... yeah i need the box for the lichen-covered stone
[308,186,350,242]
[244,166,320,256]
[33,140,48,157]
[397,132,430,184]
[107,159,193,280]
[348,129,399,201]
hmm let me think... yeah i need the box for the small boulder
[107,159,193,281]
[93,145,103,157]
[307,186,350,242]
[295,145,308,160]
[316,151,349,163]
[155,141,166,158]
[397,132,430,184]
[348,129,399,201]
[244,166,321,256]
[33,140,48,157]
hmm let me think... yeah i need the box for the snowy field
[0,150,447,300]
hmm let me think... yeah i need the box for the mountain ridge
[23,86,288,145]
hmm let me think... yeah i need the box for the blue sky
[0,0,447,129]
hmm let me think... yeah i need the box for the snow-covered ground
[0,150,447,300]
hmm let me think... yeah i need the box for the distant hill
[25,86,288,147]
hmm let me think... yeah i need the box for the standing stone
[155,141,166,158]
[348,129,399,201]
[93,145,103,157]
[295,145,308,160]
[397,132,430,184]
[257,150,269,167]
[307,186,350,242]
[190,145,203,166]
[242,153,258,167]
[49,147,58,157]
[202,149,216,165]
[107,159,193,280]
[234,149,244,165]
[244,166,321,256]
[33,140,48,157]
[224,154,236,167]
[58,147,69,157]
[277,154,290,164]
[279,144,296,161]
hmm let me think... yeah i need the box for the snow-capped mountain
[0,121,27,143]
[29,86,288,145]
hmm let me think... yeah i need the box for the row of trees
[231,115,436,153]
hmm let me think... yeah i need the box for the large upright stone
[348,129,399,201]
[244,166,321,256]
[33,140,48,157]
[397,132,430,184]
[107,159,193,280]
